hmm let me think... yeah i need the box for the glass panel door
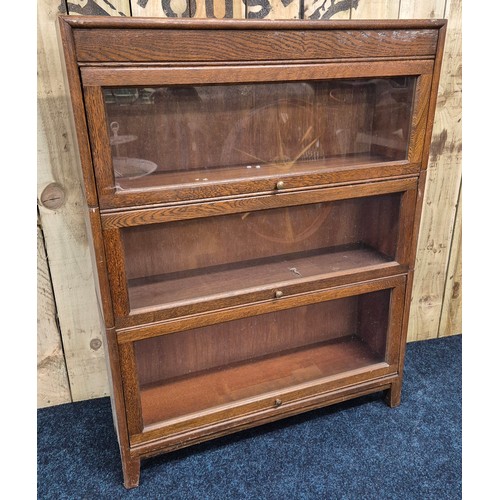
[134,287,394,427]
[102,78,416,195]
[119,192,402,314]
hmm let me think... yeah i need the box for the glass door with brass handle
[102,178,416,326]
[84,74,426,208]
[128,279,404,432]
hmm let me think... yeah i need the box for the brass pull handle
[275,290,284,299]
[276,180,285,190]
[274,399,282,408]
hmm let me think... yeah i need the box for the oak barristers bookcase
[58,16,446,488]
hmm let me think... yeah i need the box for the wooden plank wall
[37,212,71,407]
[405,0,462,341]
[37,0,462,406]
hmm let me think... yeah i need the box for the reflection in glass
[121,193,401,312]
[134,289,391,426]
[102,78,416,190]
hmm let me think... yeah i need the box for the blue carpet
[37,335,461,499]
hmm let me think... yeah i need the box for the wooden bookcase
[58,16,446,488]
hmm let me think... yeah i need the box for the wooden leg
[385,380,402,408]
[122,456,141,489]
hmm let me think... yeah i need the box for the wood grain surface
[407,0,461,341]
[73,27,439,62]
[131,373,396,450]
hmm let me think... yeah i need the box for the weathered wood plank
[246,0,300,19]
[191,0,244,18]
[351,0,398,19]
[407,0,462,341]
[398,0,446,19]
[438,184,462,337]
[66,0,131,16]
[130,0,190,17]
[304,0,352,20]
[38,0,109,401]
[37,219,72,408]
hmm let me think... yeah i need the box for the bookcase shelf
[59,16,446,488]
[128,244,395,312]
[140,336,385,427]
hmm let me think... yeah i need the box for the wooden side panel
[67,0,131,16]
[304,0,351,19]
[438,184,462,337]
[37,220,72,408]
[135,297,359,385]
[351,0,399,19]
[119,343,144,435]
[407,0,462,341]
[38,0,108,401]
[246,0,300,19]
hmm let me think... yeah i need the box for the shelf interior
[135,290,391,427]
[139,336,384,427]
[123,193,402,313]
[128,243,394,312]
[114,153,391,191]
